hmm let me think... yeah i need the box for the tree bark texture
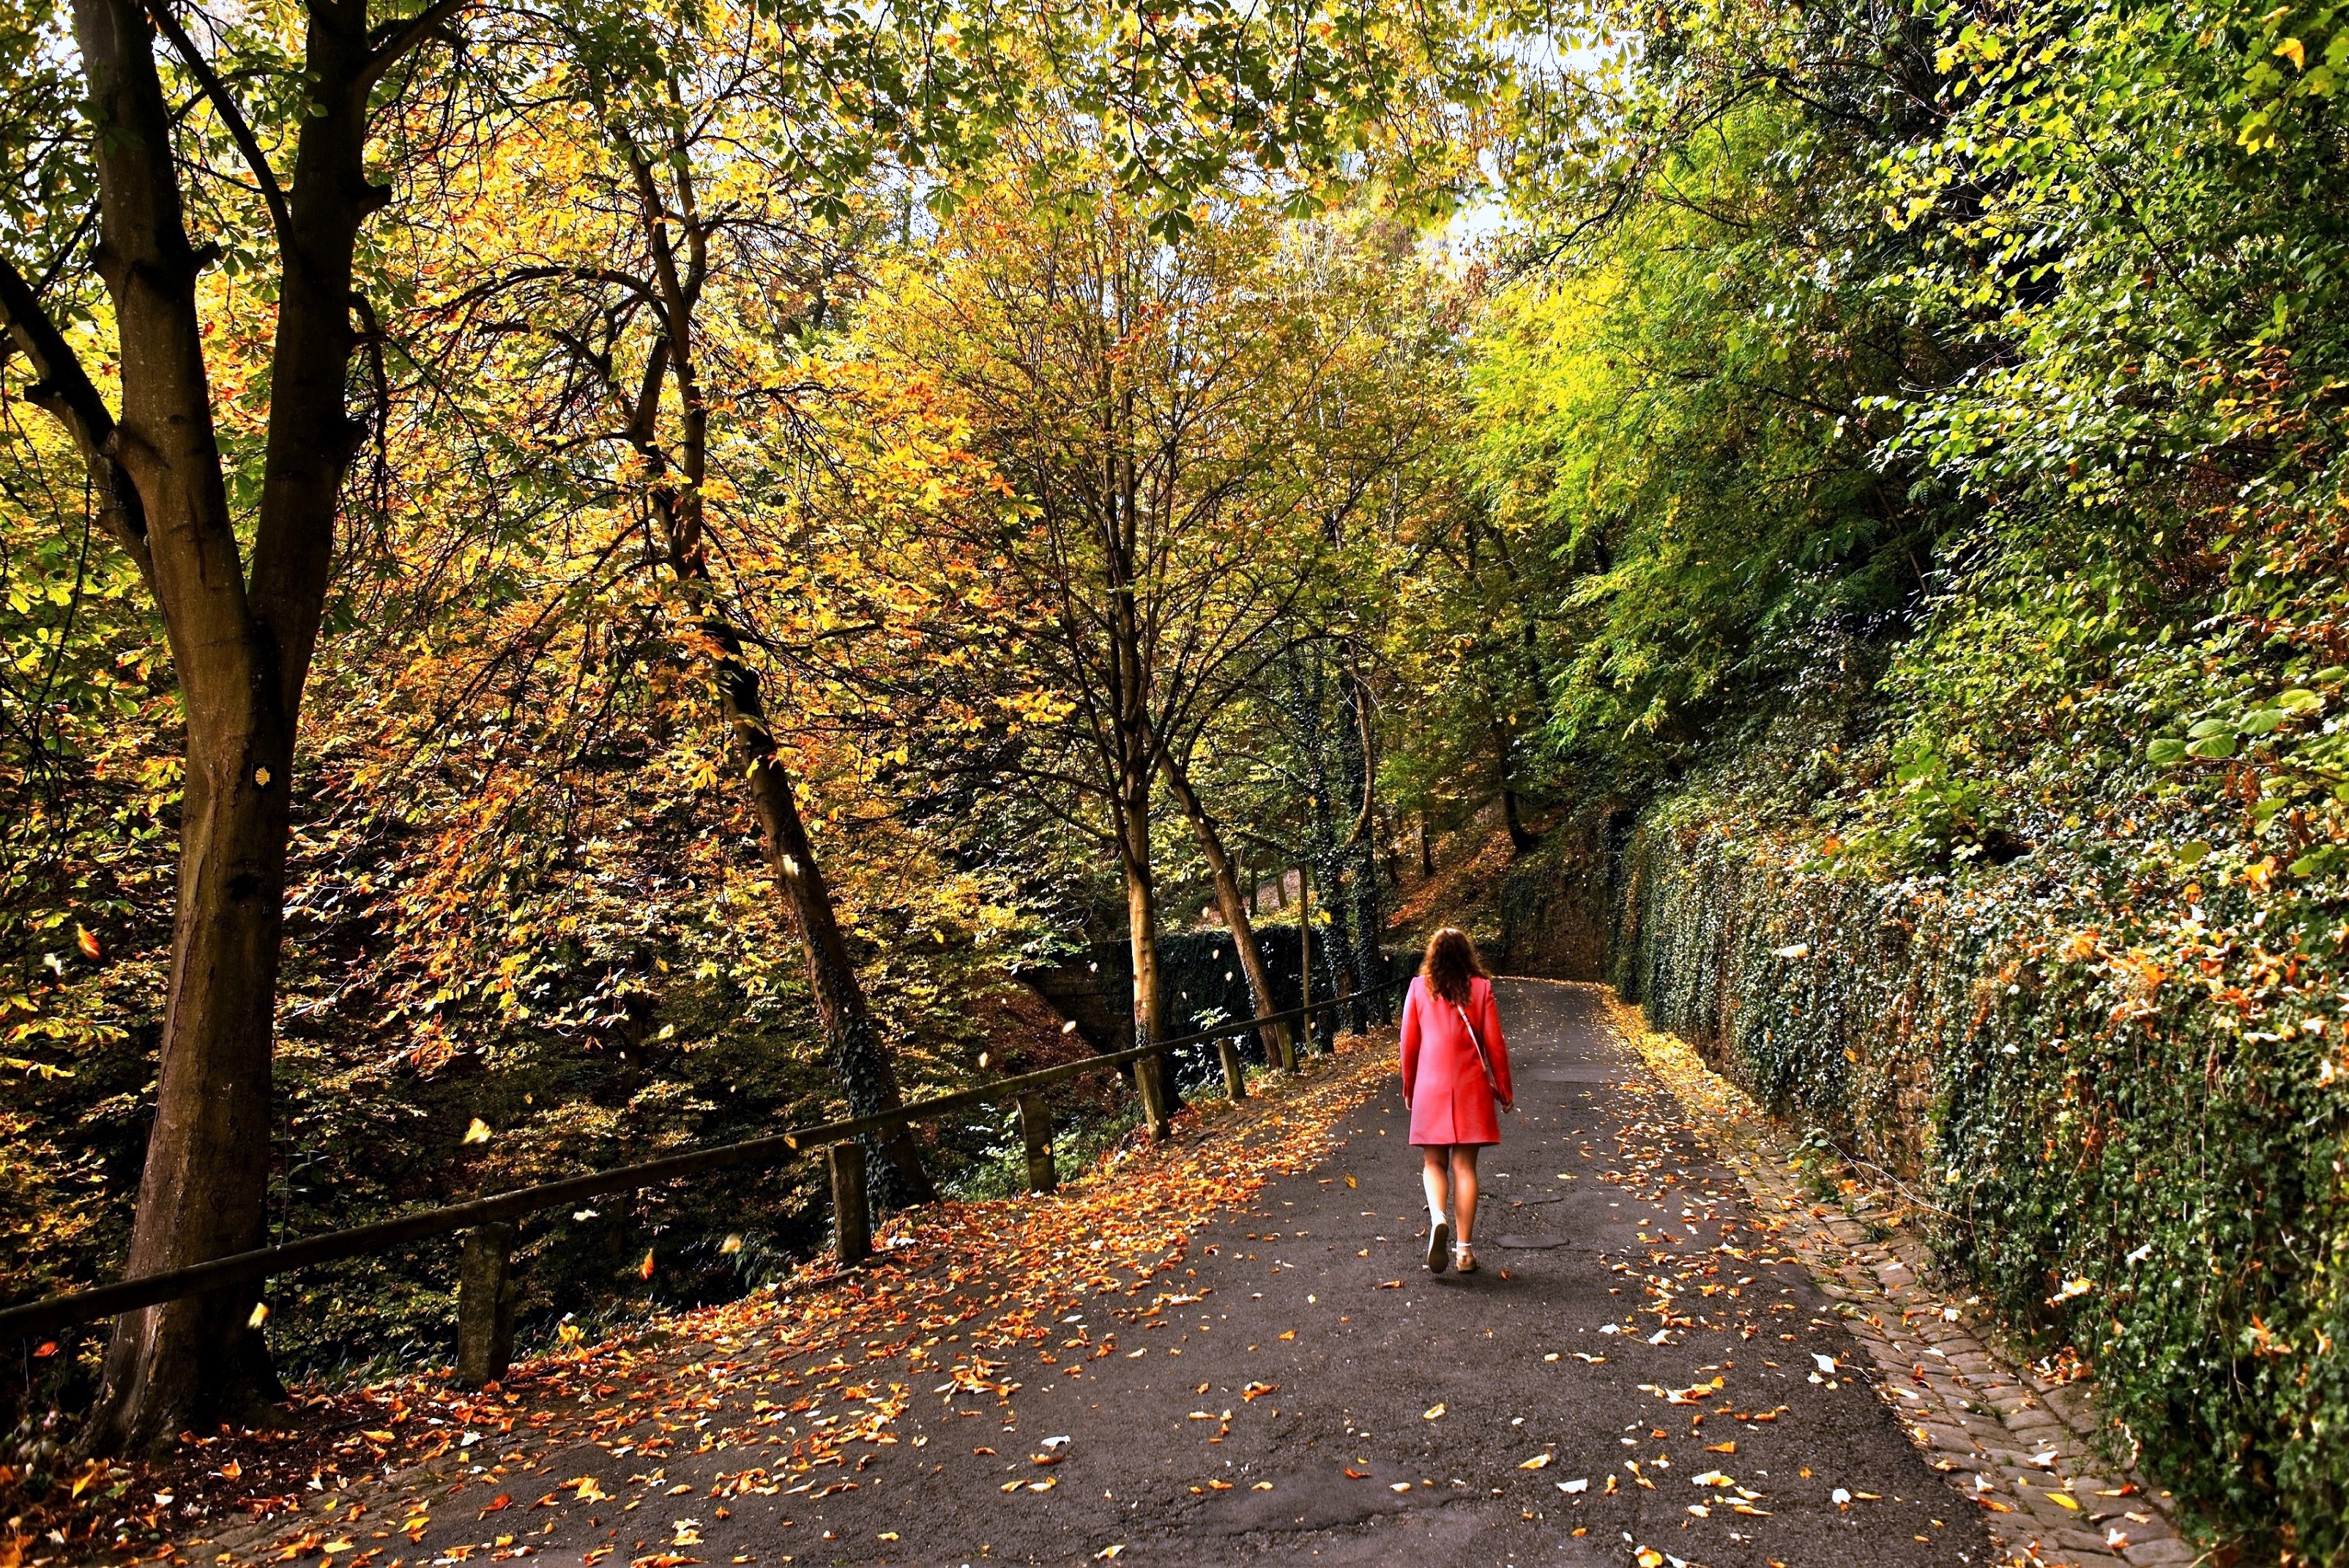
[69,0,403,1452]
[1117,783,1174,1133]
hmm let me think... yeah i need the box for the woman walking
[1399,927,1513,1274]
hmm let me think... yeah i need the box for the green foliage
[1432,0,2349,1555]
[1452,8,1961,800]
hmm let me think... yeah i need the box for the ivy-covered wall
[1604,811,2349,1558]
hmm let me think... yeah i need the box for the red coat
[1399,974,1512,1146]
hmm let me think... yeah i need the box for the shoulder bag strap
[1453,998,1501,1098]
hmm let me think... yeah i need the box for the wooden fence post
[830,1141,871,1265]
[455,1222,520,1388]
[1017,1094,1057,1193]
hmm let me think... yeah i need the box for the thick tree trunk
[73,0,390,1452]
[87,717,292,1451]
[1158,752,1292,1069]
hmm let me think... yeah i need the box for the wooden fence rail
[1,977,1406,1386]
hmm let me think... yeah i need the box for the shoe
[1426,1220,1451,1273]
[1453,1243,1478,1275]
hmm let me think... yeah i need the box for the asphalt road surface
[404,980,1997,1567]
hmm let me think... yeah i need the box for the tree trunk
[1313,853,1363,1034]
[626,134,934,1209]
[1158,751,1292,1069]
[1497,719,1541,854]
[1419,811,1435,877]
[1117,782,1174,1133]
[1336,668,1382,1025]
[72,0,396,1452]
[730,692,937,1207]
[1297,863,1312,1056]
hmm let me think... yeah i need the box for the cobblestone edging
[1595,987,2207,1568]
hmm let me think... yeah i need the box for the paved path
[396,981,1997,1567]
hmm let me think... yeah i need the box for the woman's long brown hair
[1420,927,1489,1007]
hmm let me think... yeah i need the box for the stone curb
[1600,994,2207,1568]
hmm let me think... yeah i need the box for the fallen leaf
[1519,1454,1552,1470]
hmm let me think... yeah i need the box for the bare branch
[0,254,155,583]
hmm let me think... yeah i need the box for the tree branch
[0,253,156,583]
[144,0,294,255]
[356,0,472,97]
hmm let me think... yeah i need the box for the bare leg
[1449,1146,1481,1244]
[1421,1146,1451,1228]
